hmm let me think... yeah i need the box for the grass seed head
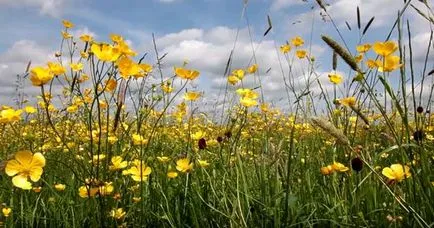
[321,35,362,73]
[310,117,350,146]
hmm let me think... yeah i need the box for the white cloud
[0,0,68,17]
[411,31,434,63]
[276,0,413,30]
[271,0,306,11]
[0,40,56,105]
[0,40,53,65]
[404,81,434,109]
[133,26,328,112]
[157,29,204,47]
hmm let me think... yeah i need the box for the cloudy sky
[0,0,433,114]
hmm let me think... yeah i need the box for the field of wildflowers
[0,0,433,227]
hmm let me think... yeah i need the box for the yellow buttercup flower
[260,103,269,112]
[126,160,152,182]
[70,63,83,72]
[232,69,245,79]
[138,63,153,77]
[339,97,356,107]
[382,164,411,182]
[296,50,307,59]
[2,207,12,217]
[117,56,142,79]
[91,154,106,165]
[157,156,170,163]
[62,19,74,28]
[47,62,66,75]
[5,150,46,190]
[237,88,258,107]
[183,91,201,101]
[355,54,363,63]
[80,51,89,59]
[30,66,54,86]
[132,134,148,145]
[376,55,402,72]
[66,105,78,113]
[236,88,258,99]
[24,106,37,114]
[192,130,205,140]
[54,183,66,191]
[174,67,200,80]
[110,34,124,43]
[116,40,137,57]
[373,41,398,56]
[228,75,240,85]
[247,64,258,74]
[108,135,118,144]
[291,36,304,47]
[332,162,349,172]
[167,171,178,179]
[79,34,93,43]
[109,156,128,171]
[161,83,173,93]
[99,182,114,196]
[280,44,291,54]
[320,165,333,175]
[104,79,117,92]
[320,161,348,175]
[356,43,371,53]
[61,31,72,39]
[328,73,343,85]
[366,59,377,69]
[78,182,114,198]
[198,159,210,168]
[0,108,23,123]
[78,186,96,198]
[176,158,194,173]
[110,208,126,220]
[240,97,258,107]
[91,43,121,62]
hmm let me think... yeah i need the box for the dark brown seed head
[351,157,363,172]
[198,138,207,150]
[216,136,223,143]
[413,130,425,142]
[417,106,424,113]
[224,131,232,139]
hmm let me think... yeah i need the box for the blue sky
[0,0,270,50]
[0,0,432,112]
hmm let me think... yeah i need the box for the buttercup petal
[12,174,32,190]
[31,152,46,168]
[5,160,23,176]
[382,167,396,180]
[15,150,33,166]
[29,166,43,182]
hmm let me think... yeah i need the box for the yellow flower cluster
[382,164,411,182]
[236,88,259,108]
[320,162,349,175]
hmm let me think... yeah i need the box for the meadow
[0,0,433,227]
